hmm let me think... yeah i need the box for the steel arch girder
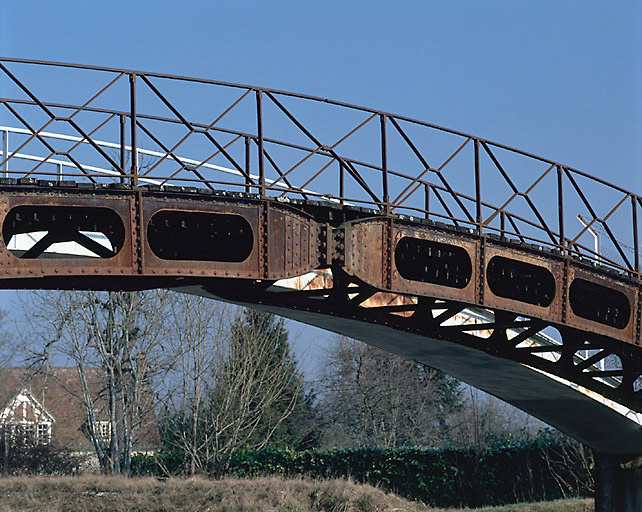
[201,283,642,455]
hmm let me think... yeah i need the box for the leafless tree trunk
[161,294,228,475]
[20,289,176,475]
[0,309,18,478]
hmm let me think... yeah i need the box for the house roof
[0,387,56,424]
[0,367,158,451]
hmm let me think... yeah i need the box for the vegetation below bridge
[0,476,593,512]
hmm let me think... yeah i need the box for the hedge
[131,437,592,507]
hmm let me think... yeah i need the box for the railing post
[500,211,506,238]
[119,114,126,184]
[339,160,344,205]
[633,195,639,274]
[244,135,251,194]
[380,114,389,214]
[474,139,481,232]
[557,165,565,255]
[256,90,265,198]
[57,163,63,182]
[129,74,138,188]
[1,129,8,178]
[424,183,430,219]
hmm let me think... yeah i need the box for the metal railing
[0,57,638,278]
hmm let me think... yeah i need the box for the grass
[445,500,593,512]
[0,476,594,512]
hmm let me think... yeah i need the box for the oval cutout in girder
[394,237,472,289]
[569,278,630,329]
[2,205,125,259]
[148,210,253,262]
[487,256,555,307]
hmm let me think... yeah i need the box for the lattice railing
[0,58,639,277]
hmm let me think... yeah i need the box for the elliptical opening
[569,278,630,329]
[3,205,124,259]
[487,256,555,307]
[394,237,472,288]
[147,210,253,262]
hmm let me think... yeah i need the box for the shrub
[132,433,593,507]
[0,433,85,476]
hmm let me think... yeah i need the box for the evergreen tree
[222,309,319,450]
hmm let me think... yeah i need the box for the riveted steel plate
[482,243,564,324]
[0,192,134,278]
[566,265,637,344]
[390,224,479,304]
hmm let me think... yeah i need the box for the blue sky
[1,1,641,376]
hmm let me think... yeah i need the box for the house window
[98,421,111,440]
[81,420,112,443]
[19,423,35,439]
[36,423,51,444]
[5,422,51,445]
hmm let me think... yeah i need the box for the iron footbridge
[0,60,640,500]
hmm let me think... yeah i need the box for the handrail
[0,57,636,197]
[0,125,338,200]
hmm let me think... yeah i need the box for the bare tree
[318,336,462,449]
[160,303,305,474]
[448,388,548,450]
[209,310,302,467]
[0,308,17,478]
[543,433,595,497]
[161,294,228,475]
[21,289,176,475]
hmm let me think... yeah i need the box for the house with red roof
[0,367,158,453]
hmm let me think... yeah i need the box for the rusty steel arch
[0,58,640,457]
